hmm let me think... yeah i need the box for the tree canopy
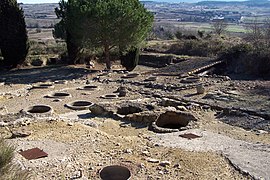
[54,0,154,69]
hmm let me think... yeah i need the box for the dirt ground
[0,64,269,179]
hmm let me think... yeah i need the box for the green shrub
[220,43,253,60]
[197,30,205,38]
[219,43,270,76]
[175,31,183,40]
[167,38,227,57]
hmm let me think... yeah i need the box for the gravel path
[150,129,270,180]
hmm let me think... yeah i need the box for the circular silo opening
[32,84,54,89]
[45,92,71,99]
[65,101,94,110]
[100,165,131,180]
[27,105,53,114]
[100,94,118,99]
[78,85,98,91]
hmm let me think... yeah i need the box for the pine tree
[54,0,153,69]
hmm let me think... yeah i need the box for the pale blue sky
[19,0,247,4]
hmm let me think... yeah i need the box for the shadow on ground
[0,65,94,84]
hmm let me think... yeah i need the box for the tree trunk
[104,44,111,69]
[66,32,80,64]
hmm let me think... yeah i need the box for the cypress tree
[0,0,29,68]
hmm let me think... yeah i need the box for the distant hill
[197,0,270,6]
[141,0,247,3]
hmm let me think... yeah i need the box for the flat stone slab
[150,129,270,179]
[59,110,91,120]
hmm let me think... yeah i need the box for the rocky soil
[0,63,269,179]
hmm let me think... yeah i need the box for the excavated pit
[117,106,143,115]
[152,111,197,133]
[32,84,54,89]
[65,101,93,110]
[100,165,131,180]
[77,85,98,91]
[45,92,71,99]
[101,94,118,99]
[26,105,53,114]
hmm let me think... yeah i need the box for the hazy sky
[20,0,58,3]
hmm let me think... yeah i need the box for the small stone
[257,130,268,134]
[139,163,145,169]
[124,149,133,154]
[158,171,164,175]
[159,161,171,167]
[196,84,205,94]
[177,106,188,111]
[70,169,83,179]
[147,158,159,163]
[120,124,130,128]
[0,121,8,127]
[94,150,101,153]
[118,86,127,97]
[141,151,150,156]
[84,121,98,128]
[67,122,74,126]
[223,76,231,81]
[116,143,121,146]
[0,106,8,115]
[173,164,181,169]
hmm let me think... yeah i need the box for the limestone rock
[177,106,188,111]
[89,104,111,116]
[84,120,98,128]
[67,122,74,126]
[0,121,8,127]
[118,86,127,97]
[159,161,171,167]
[10,128,32,138]
[196,84,205,94]
[147,158,159,163]
[0,106,8,115]
[126,111,159,123]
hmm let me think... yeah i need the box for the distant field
[156,21,247,34]
[242,16,269,23]
[28,28,54,41]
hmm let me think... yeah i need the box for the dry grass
[0,138,31,180]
